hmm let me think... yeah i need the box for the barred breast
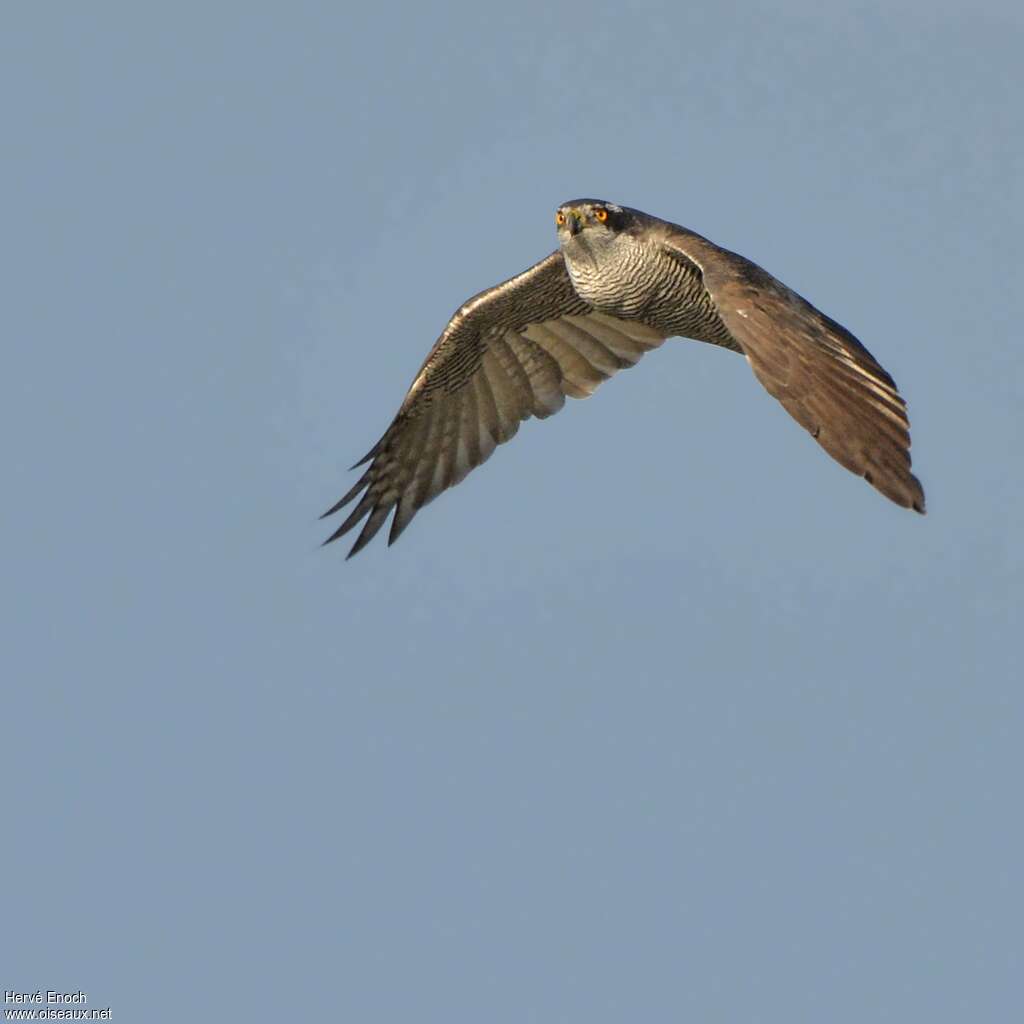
[564,234,739,351]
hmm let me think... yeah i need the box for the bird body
[324,200,925,557]
[561,204,735,348]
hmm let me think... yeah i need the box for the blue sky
[4,3,1021,1021]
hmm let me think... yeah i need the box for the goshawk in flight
[324,200,925,557]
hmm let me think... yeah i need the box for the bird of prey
[323,199,925,556]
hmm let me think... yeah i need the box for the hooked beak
[565,209,583,236]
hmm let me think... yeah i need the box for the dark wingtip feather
[321,522,349,547]
[320,501,343,521]
[344,505,391,558]
[320,467,373,519]
[901,466,926,514]
[387,497,415,547]
[350,435,387,470]
[321,488,377,549]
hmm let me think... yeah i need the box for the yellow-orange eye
[595,208,608,223]
[555,211,566,226]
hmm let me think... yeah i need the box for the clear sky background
[4,3,1021,1021]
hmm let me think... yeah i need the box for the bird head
[555,199,629,243]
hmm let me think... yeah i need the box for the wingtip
[350,437,385,470]
[320,523,364,559]
[909,474,926,515]
[320,465,375,521]
[900,484,927,515]
[321,525,345,548]
[344,529,373,559]
[317,521,363,558]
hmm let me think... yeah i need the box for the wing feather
[473,364,502,447]
[324,251,668,555]
[660,226,925,512]
[523,322,609,398]
[546,318,630,375]
[480,347,525,442]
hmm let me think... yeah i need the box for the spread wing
[323,251,669,556]
[661,227,925,513]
